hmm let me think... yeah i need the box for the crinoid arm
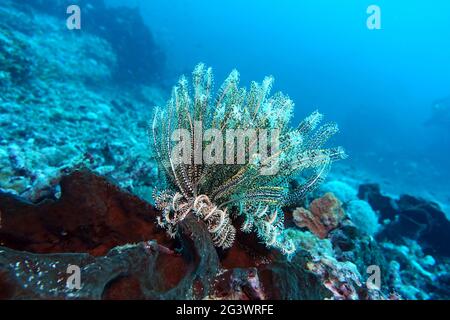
[150,63,346,254]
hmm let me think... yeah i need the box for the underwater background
[0,0,449,300]
[115,0,450,213]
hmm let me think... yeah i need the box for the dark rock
[0,241,190,299]
[395,195,450,257]
[260,251,330,300]
[358,184,398,220]
[329,221,390,284]
[359,183,450,257]
[430,273,450,300]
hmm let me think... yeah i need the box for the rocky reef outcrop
[0,170,379,300]
[23,0,165,83]
[358,183,450,299]
[0,0,165,205]
[359,183,450,258]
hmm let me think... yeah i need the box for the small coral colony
[152,63,346,254]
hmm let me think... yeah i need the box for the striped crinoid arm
[296,110,324,135]
[281,111,341,155]
[152,109,193,200]
[173,77,199,196]
[209,161,262,202]
[152,105,187,196]
[164,64,221,196]
[223,183,286,224]
[192,63,214,124]
[210,168,247,201]
[191,64,213,185]
[247,76,274,120]
[151,107,170,173]
[282,160,332,207]
[243,187,286,204]
[193,195,236,248]
[153,190,189,238]
[156,72,209,199]
[211,69,248,131]
[238,201,295,254]
[284,147,347,176]
[306,122,340,150]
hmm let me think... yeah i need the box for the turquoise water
[107,0,450,204]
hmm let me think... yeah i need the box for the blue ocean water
[106,0,450,205]
[1,0,450,300]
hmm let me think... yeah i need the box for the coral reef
[345,199,380,236]
[354,183,450,299]
[0,0,165,203]
[306,256,363,300]
[24,0,165,83]
[288,179,450,300]
[359,183,450,257]
[320,180,358,204]
[382,240,440,300]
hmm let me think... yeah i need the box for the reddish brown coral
[293,192,345,239]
